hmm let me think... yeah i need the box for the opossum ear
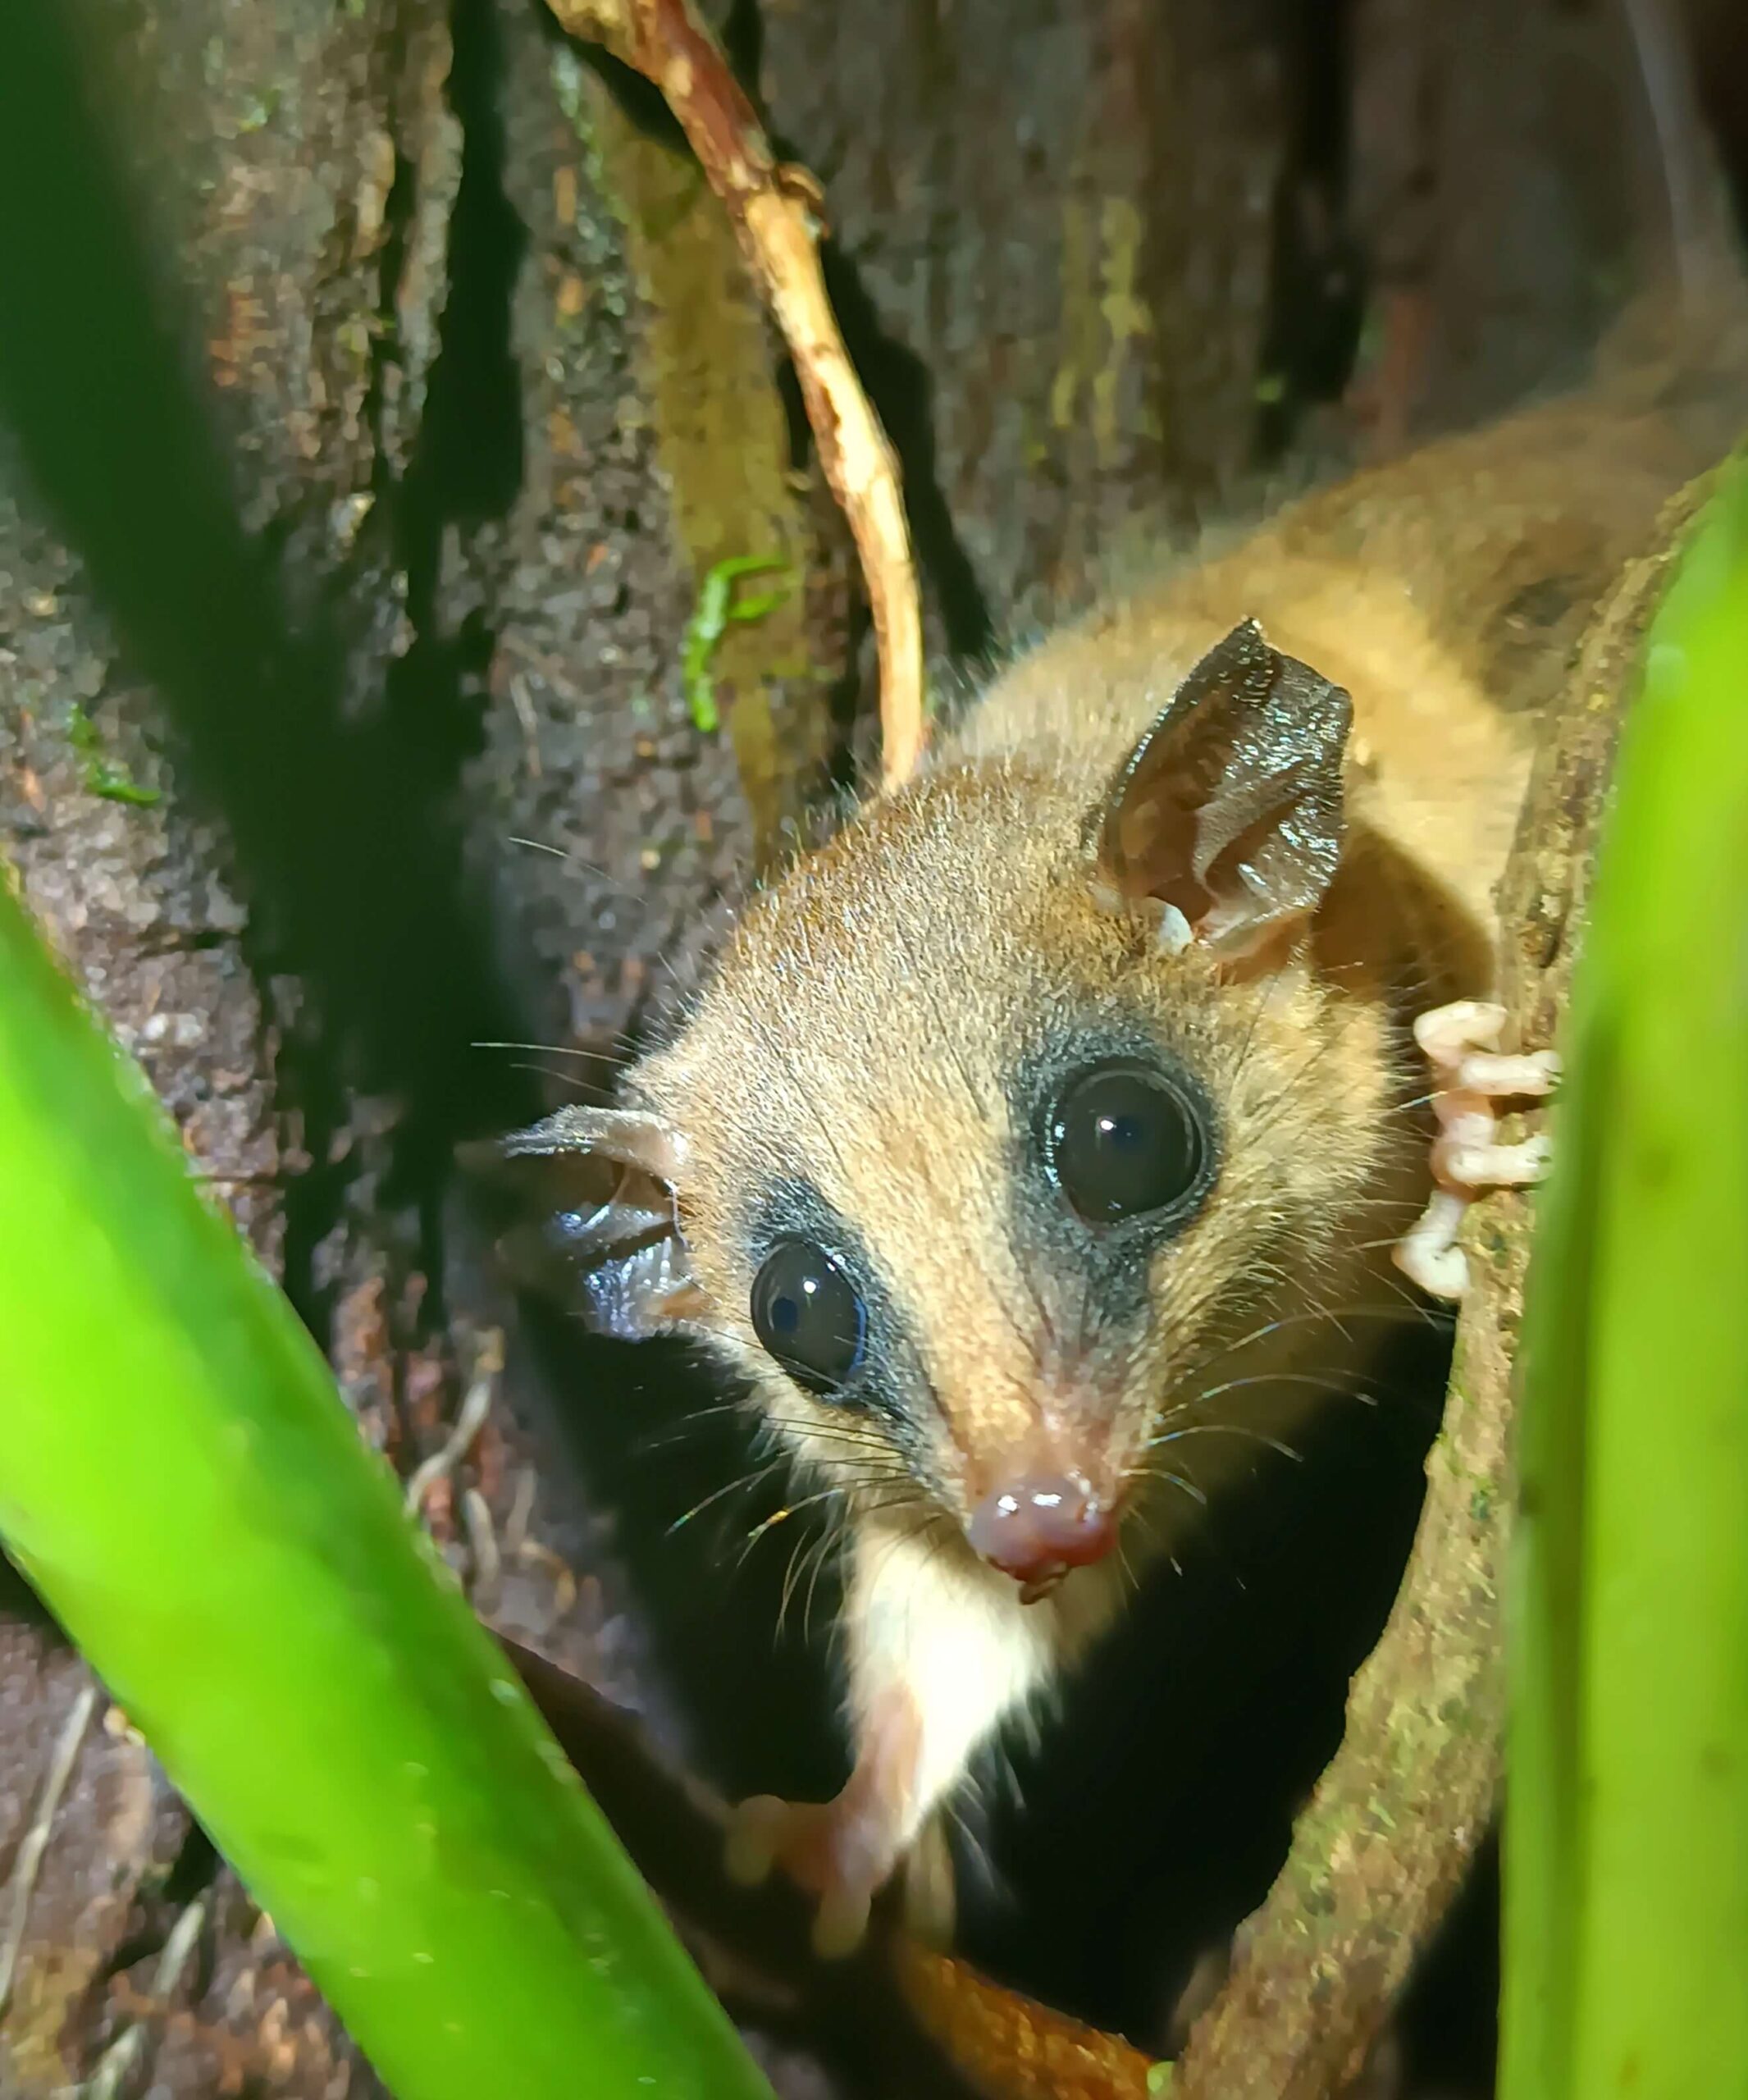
[1093,618,1353,960]
[459,1107,702,1340]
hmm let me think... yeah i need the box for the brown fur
[511,308,1746,1942]
[636,326,1744,1521]
[640,757,1414,1523]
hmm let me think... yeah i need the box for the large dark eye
[1047,1058,1212,1226]
[751,1239,867,1395]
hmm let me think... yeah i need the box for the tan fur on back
[606,326,1746,1910]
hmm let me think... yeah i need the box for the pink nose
[965,1472,1118,1586]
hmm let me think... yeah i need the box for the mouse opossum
[483,276,1746,1953]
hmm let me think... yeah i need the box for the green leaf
[1502,453,1748,2100]
[680,554,792,733]
[0,882,771,2100]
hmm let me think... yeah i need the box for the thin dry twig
[85,1894,210,2098]
[0,1680,97,2019]
[403,1326,503,1518]
[544,0,926,790]
[1169,486,1715,2100]
[892,1938,1157,2100]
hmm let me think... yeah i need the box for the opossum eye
[751,1239,868,1395]
[1047,1058,1212,1226]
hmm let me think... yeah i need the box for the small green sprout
[681,554,793,733]
[67,705,160,807]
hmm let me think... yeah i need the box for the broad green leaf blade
[1503,454,1748,2100]
[0,886,771,2100]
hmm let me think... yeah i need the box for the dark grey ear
[1094,619,1352,958]
[459,1107,701,1342]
